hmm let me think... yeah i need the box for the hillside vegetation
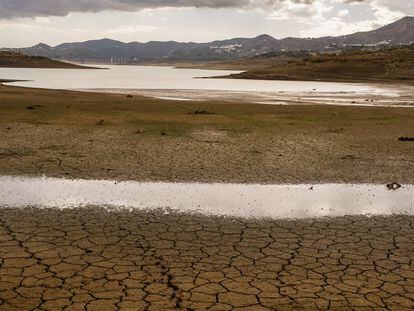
[0,51,94,69]
[226,46,414,84]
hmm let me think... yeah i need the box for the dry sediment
[1,207,414,310]
[1,86,414,310]
[0,85,413,184]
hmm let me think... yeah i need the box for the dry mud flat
[1,207,414,310]
[1,85,414,310]
[1,85,414,184]
[101,87,414,108]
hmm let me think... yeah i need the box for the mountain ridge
[4,16,414,62]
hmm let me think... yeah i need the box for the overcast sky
[0,0,412,48]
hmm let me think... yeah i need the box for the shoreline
[82,87,414,108]
[0,78,27,83]
[212,72,414,86]
[5,82,413,108]
[2,63,413,108]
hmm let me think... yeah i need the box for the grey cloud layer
[1,0,248,18]
[0,0,319,19]
[0,0,410,19]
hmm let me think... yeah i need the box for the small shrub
[188,110,214,115]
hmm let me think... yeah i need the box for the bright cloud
[0,0,412,47]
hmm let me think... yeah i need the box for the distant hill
[5,16,414,62]
[224,45,414,84]
[0,51,95,69]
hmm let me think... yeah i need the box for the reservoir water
[1,176,413,219]
[0,65,406,95]
[2,65,414,106]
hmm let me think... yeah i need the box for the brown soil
[0,84,413,184]
[0,52,97,69]
[219,47,414,84]
[1,85,414,310]
[1,207,414,310]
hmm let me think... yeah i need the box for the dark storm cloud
[0,0,319,19]
[0,0,246,18]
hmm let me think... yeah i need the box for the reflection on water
[0,65,405,96]
[1,176,413,219]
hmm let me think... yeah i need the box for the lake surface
[0,65,405,96]
[1,176,413,219]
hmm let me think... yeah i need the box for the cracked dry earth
[1,208,414,310]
